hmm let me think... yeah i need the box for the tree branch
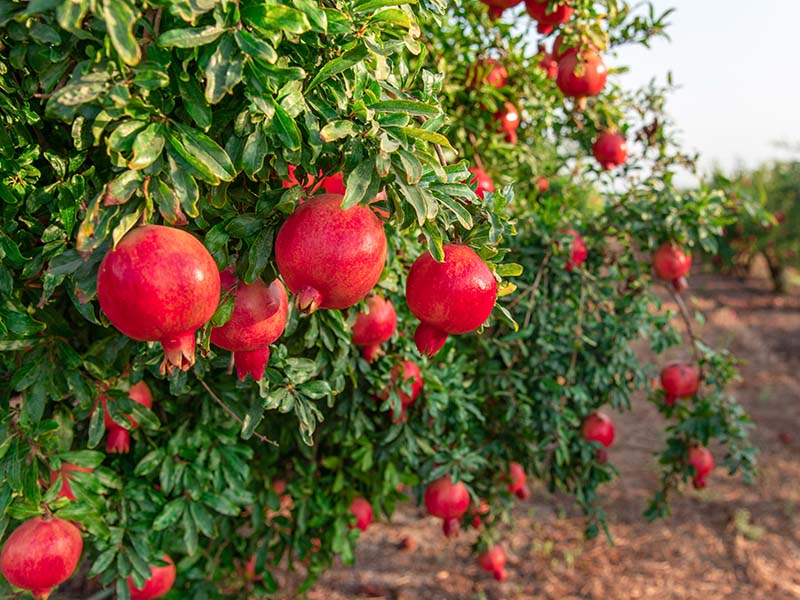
[197,379,278,447]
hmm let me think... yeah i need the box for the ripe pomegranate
[275,194,387,313]
[478,545,507,580]
[349,497,373,532]
[556,50,607,98]
[525,0,573,25]
[468,58,508,89]
[539,52,558,78]
[319,171,346,195]
[469,167,495,200]
[128,554,176,600]
[97,225,220,374]
[425,476,470,536]
[406,244,497,357]
[50,463,93,501]
[660,362,700,405]
[688,445,714,489]
[382,361,423,408]
[653,242,691,292]
[507,462,527,495]
[210,269,288,382]
[469,499,490,529]
[592,132,628,170]
[479,0,523,20]
[495,102,520,144]
[352,295,397,362]
[0,516,83,600]
[515,485,531,500]
[582,412,615,463]
[564,229,588,271]
[102,380,153,454]
[537,176,550,192]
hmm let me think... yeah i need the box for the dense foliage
[0,0,757,598]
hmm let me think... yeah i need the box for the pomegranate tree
[688,446,714,489]
[0,516,83,599]
[275,194,387,313]
[653,241,692,291]
[349,497,373,532]
[406,244,498,357]
[660,362,700,405]
[210,269,289,382]
[424,476,470,536]
[96,225,221,374]
[128,554,176,600]
[592,132,628,170]
[478,545,508,581]
[102,380,153,454]
[351,295,398,362]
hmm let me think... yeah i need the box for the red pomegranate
[653,242,691,292]
[352,295,397,362]
[128,554,176,600]
[507,462,527,495]
[479,0,523,20]
[660,362,700,405]
[469,167,495,200]
[383,361,423,408]
[564,229,588,271]
[478,545,507,580]
[556,51,607,98]
[102,380,153,454]
[275,194,387,313]
[495,102,520,144]
[0,516,83,600]
[50,463,93,501]
[688,445,714,489]
[515,485,531,500]
[425,476,470,536]
[97,225,221,375]
[537,176,550,192]
[592,132,628,170]
[318,171,346,195]
[406,244,497,357]
[539,51,558,78]
[468,58,508,89]
[210,269,288,382]
[349,497,373,532]
[582,411,615,454]
[525,0,573,25]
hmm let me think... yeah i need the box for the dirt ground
[311,265,800,600]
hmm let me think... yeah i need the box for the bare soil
[311,266,800,600]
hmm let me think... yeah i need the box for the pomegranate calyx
[32,588,52,600]
[106,427,131,454]
[159,331,197,375]
[414,322,449,358]
[234,347,271,382]
[361,343,383,363]
[295,287,323,314]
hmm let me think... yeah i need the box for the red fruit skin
[442,517,461,538]
[50,464,93,501]
[539,52,558,78]
[352,295,397,362]
[406,245,498,357]
[537,176,550,192]
[494,568,509,581]
[592,133,628,170]
[525,0,573,24]
[515,485,531,500]
[102,380,154,454]
[479,0,522,19]
[507,462,527,494]
[581,412,615,448]
[468,58,508,89]
[688,446,714,489]
[275,194,387,313]
[495,102,520,144]
[319,172,346,195]
[478,545,507,575]
[210,270,288,382]
[556,51,608,98]
[424,476,470,520]
[469,167,495,200]
[660,363,700,404]
[653,242,692,281]
[0,516,83,600]
[97,225,221,375]
[383,361,423,408]
[128,554,176,600]
[564,229,588,271]
[349,497,373,532]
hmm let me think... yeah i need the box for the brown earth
[311,265,800,600]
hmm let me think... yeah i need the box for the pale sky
[615,0,800,180]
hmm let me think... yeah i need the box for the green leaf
[398,126,453,149]
[353,0,416,12]
[173,123,236,182]
[306,43,368,91]
[102,0,141,66]
[178,76,212,130]
[234,29,277,64]
[372,100,439,118]
[153,498,185,531]
[205,35,244,104]
[103,171,143,206]
[320,120,359,142]
[241,395,266,440]
[158,25,225,48]
[270,100,301,151]
[341,160,378,209]
[129,123,165,170]
[242,4,311,35]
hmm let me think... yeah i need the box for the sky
[614,0,800,181]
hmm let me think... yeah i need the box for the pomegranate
[442,517,461,538]
[537,176,550,192]
[406,244,497,357]
[102,380,153,454]
[478,545,507,579]
[660,362,700,405]
[479,0,523,20]
[210,269,288,382]
[515,485,531,500]
[0,516,83,600]
[382,361,423,408]
[582,411,615,462]
[556,50,607,98]
[539,52,558,78]
[653,242,691,292]
[469,167,495,200]
[592,132,628,170]
[495,102,520,144]
[352,295,397,362]
[469,499,490,529]
[97,225,221,375]
[425,476,470,536]
[537,22,553,35]
[318,171,346,195]
[564,229,588,271]
[468,58,508,89]
[688,445,714,489]
[507,462,527,495]
[128,554,176,600]
[275,194,387,313]
[50,463,93,501]
[525,0,573,25]
[349,497,373,532]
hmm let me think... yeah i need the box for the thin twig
[668,287,701,363]
[566,273,587,383]
[520,251,552,329]
[197,379,278,447]
[468,133,485,171]
[433,143,448,167]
